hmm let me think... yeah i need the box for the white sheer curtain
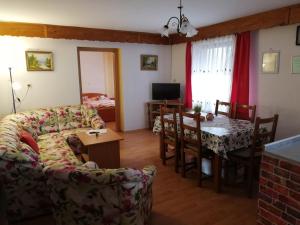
[191,35,236,112]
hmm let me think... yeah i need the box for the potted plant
[193,102,202,114]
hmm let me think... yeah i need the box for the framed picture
[25,51,54,71]
[262,51,280,74]
[296,26,300,46]
[140,55,158,71]
[292,56,300,74]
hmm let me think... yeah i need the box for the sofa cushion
[16,109,59,135]
[81,104,98,127]
[20,130,40,154]
[56,105,83,131]
[38,133,82,168]
[0,118,23,162]
[59,128,90,139]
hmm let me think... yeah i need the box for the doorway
[77,47,122,131]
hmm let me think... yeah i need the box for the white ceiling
[0,0,300,33]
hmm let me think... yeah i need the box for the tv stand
[146,100,184,129]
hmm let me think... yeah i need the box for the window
[191,35,236,112]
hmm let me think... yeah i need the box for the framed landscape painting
[141,55,158,71]
[26,51,54,71]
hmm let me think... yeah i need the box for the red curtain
[185,41,192,108]
[231,31,250,119]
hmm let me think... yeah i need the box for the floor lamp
[8,67,16,114]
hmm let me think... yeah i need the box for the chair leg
[210,158,214,177]
[181,149,186,178]
[224,160,229,185]
[162,144,167,165]
[247,166,254,198]
[198,156,202,187]
[175,145,179,173]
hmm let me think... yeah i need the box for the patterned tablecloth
[153,114,254,158]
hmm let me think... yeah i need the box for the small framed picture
[296,26,300,46]
[262,51,280,74]
[140,55,158,71]
[292,56,300,74]
[26,51,54,71]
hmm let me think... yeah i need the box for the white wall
[80,51,106,94]
[171,24,300,139]
[0,36,171,131]
[171,43,186,100]
[251,24,300,139]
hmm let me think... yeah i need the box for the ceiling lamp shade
[161,0,198,38]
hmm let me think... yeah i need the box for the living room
[1,1,300,225]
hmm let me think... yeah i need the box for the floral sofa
[0,105,156,225]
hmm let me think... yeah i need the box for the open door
[77,47,122,131]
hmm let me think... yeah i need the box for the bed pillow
[100,95,109,100]
[20,130,40,154]
[90,96,100,101]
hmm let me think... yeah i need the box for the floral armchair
[45,165,156,225]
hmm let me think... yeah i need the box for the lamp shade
[161,26,169,37]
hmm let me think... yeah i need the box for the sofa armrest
[44,165,156,188]
[44,165,156,225]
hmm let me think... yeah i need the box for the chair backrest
[233,103,257,123]
[251,114,279,157]
[164,100,184,113]
[160,105,178,143]
[215,100,232,117]
[179,110,202,150]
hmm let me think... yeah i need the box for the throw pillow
[82,161,99,169]
[20,130,40,154]
[66,135,83,155]
[22,126,39,141]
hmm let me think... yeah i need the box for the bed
[82,93,116,122]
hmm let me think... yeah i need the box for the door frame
[77,47,122,131]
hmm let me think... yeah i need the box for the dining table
[152,113,255,193]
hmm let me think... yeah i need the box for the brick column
[257,153,300,225]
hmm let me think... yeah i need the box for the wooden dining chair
[227,114,279,197]
[179,111,214,187]
[215,100,233,117]
[233,103,257,123]
[160,105,180,173]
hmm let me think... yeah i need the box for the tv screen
[152,83,180,100]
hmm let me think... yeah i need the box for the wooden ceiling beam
[0,22,170,45]
[170,4,300,44]
[0,3,299,45]
[289,4,300,24]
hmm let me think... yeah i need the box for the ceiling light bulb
[161,25,169,37]
[188,26,198,37]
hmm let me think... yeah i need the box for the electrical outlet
[27,84,32,88]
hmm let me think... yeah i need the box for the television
[152,83,180,100]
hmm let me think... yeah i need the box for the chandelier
[161,0,198,38]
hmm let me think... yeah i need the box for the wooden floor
[15,129,258,225]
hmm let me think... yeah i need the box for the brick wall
[257,153,300,225]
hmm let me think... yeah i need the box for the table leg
[214,153,222,193]
[159,132,163,160]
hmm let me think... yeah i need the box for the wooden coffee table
[77,128,123,169]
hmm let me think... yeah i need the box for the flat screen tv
[152,83,180,100]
